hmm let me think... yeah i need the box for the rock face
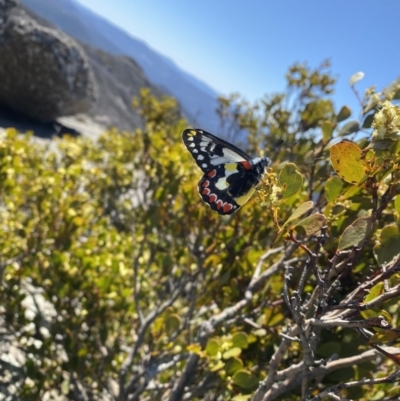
[0,0,97,122]
[82,43,165,131]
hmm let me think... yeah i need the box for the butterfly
[182,128,270,215]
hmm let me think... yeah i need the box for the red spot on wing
[201,180,210,187]
[216,199,223,210]
[241,161,252,170]
[209,194,217,203]
[207,169,217,178]
[223,203,233,213]
[201,188,210,195]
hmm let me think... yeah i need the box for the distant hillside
[20,5,165,132]
[21,0,222,134]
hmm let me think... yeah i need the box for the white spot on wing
[197,155,204,160]
[202,163,208,168]
[187,136,194,141]
[215,177,228,190]
[192,149,198,153]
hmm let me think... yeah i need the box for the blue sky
[77,0,400,117]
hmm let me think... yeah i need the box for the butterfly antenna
[274,139,285,152]
[269,139,298,157]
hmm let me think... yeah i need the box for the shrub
[1,64,400,401]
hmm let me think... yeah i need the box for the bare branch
[309,316,390,329]
[252,350,378,401]
[249,246,284,287]
[309,369,400,401]
[119,275,190,399]
[169,246,296,401]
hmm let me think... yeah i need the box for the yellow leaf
[330,141,366,184]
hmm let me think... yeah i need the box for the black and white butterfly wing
[182,129,269,215]
[182,128,251,171]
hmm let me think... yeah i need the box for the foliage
[1,67,400,401]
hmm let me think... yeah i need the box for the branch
[169,246,296,401]
[309,369,400,401]
[252,350,378,401]
[309,316,390,329]
[132,237,146,324]
[258,325,300,394]
[326,255,400,320]
[249,246,284,287]
[119,275,189,399]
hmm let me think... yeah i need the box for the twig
[252,349,378,401]
[249,246,284,287]
[132,237,146,324]
[309,369,400,401]
[170,247,295,401]
[326,256,400,320]
[256,325,300,395]
[120,276,189,398]
[308,316,390,329]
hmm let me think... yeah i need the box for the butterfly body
[182,128,270,214]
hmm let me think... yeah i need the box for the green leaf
[364,282,384,303]
[232,369,259,390]
[342,184,362,200]
[225,357,244,375]
[337,217,371,251]
[187,343,202,355]
[391,139,400,155]
[232,332,249,349]
[222,347,242,359]
[231,395,251,401]
[370,330,400,343]
[338,120,360,136]
[209,360,225,372]
[373,224,400,265]
[362,113,375,129]
[325,176,343,202]
[360,310,392,325]
[264,308,285,327]
[337,105,351,122]
[278,163,303,200]
[360,309,380,320]
[282,201,314,228]
[61,379,70,395]
[301,99,334,129]
[321,120,335,141]
[369,139,395,150]
[294,214,327,236]
[274,201,314,243]
[317,341,341,357]
[395,195,400,216]
[205,338,220,357]
[78,347,88,357]
[165,313,181,334]
[330,141,366,184]
[252,328,267,337]
[393,88,400,100]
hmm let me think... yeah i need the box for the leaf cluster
[0,69,400,401]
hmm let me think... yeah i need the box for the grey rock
[0,0,18,36]
[20,0,221,134]
[82,42,165,131]
[0,0,97,121]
